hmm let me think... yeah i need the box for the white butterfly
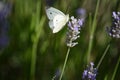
[46,7,69,33]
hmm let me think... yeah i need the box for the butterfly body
[46,7,69,33]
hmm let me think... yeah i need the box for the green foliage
[0,0,120,80]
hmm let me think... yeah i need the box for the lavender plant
[59,16,84,80]
[107,12,120,38]
[0,0,119,79]
[106,11,120,80]
[86,0,100,63]
[95,11,120,80]
[66,16,84,47]
[76,8,86,20]
[82,62,97,80]
[0,2,12,49]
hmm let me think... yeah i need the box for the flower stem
[96,44,110,69]
[30,16,45,80]
[86,0,100,63]
[30,39,38,80]
[59,47,71,80]
[86,13,92,63]
[111,55,120,80]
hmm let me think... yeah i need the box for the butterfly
[46,7,69,33]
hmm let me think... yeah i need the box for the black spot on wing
[48,9,62,16]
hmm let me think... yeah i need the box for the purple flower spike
[0,2,12,19]
[82,62,97,80]
[107,11,120,38]
[0,1,12,49]
[76,8,86,21]
[66,16,84,47]
[90,62,94,66]
[78,19,84,26]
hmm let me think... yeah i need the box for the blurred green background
[0,0,120,80]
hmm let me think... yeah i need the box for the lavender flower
[0,2,12,19]
[107,12,120,38]
[0,2,12,49]
[82,62,97,80]
[66,16,84,47]
[76,8,86,21]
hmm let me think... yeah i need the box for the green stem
[30,2,42,80]
[30,39,38,80]
[30,16,45,80]
[87,13,92,63]
[111,55,120,80]
[96,44,110,69]
[59,47,71,80]
[86,0,100,63]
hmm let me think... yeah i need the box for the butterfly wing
[49,20,54,29]
[52,15,68,33]
[46,7,69,33]
[46,7,65,20]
